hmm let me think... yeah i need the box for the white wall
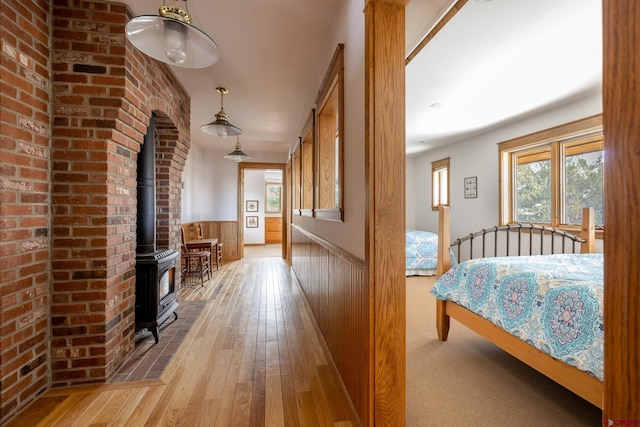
[406,157,416,229]
[181,148,287,223]
[409,93,602,241]
[242,169,283,245]
[244,170,265,244]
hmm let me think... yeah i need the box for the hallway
[8,255,359,426]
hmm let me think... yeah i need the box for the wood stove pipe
[137,114,156,255]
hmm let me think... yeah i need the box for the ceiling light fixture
[201,87,242,138]
[224,136,252,162]
[125,0,220,68]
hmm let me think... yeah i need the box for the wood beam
[603,0,640,420]
[364,0,407,425]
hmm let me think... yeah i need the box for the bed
[406,229,441,276]
[430,206,603,408]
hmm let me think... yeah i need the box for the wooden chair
[194,222,203,239]
[215,242,223,269]
[180,229,211,291]
[195,222,222,270]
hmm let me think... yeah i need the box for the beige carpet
[406,276,602,426]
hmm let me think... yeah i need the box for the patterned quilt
[406,229,439,276]
[430,253,604,381]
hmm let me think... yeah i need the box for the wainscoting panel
[291,225,369,424]
[183,221,240,261]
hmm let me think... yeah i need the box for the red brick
[3,1,192,420]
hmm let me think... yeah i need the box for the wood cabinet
[265,217,282,244]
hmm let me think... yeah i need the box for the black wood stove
[135,114,179,343]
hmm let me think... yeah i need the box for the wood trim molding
[291,224,365,268]
[497,114,603,152]
[603,0,640,419]
[365,0,406,425]
[405,0,467,64]
[237,162,286,259]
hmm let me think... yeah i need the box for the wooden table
[185,238,218,272]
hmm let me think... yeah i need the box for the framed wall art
[464,176,477,199]
[246,216,258,228]
[246,200,259,212]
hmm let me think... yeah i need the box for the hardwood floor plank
[229,382,253,426]
[120,385,166,426]
[5,255,360,427]
[249,267,267,426]
[275,273,300,426]
[28,394,85,427]
[204,349,233,400]
[318,364,357,423]
[237,273,261,383]
[69,390,118,426]
[296,390,321,427]
[306,364,334,427]
[283,292,311,393]
[90,388,137,424]
[48,393,96,427]
[192,399,221,427]
[279,373,300,427]
[4,396,65,427]
[265,367,285,426]
[141,367,190,426]
[293,281,328,366]
[212,357,241,426]
[106,387,149,426]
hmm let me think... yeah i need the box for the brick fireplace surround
[0,0,192,422]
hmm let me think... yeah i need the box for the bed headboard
[437,206,595,276]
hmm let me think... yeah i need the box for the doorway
[237,162,286,260]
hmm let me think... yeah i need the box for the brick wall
[0,0,53,421]
[1,0,191,422]
[50,0,190,386]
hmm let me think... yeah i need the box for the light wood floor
[7,254,360,426]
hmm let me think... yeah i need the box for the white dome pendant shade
[125,0,220,69]
[201,87,242,138]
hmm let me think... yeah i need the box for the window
[431,158,450,210]
[265,182,282,213]
[499,115,603,227]
[300,111,314,216]
[292,144,301,214]
[314,44,344,221]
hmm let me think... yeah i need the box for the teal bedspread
[430,253,604,381]
[406,229,439,276]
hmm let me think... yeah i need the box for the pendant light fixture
[224,136,251,162]
[201,87,242,138]
[125,0,220,68]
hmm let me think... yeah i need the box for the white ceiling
[406,0,602,155]
[119,0,602,158]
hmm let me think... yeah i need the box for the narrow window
[300,110,314,216]
[514,147,551,223]
[314,44,344,221]
[265,182,282,213]
[292,144,301,214]
[431,157,450,210]
[562,136,604,225]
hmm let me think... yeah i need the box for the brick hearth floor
[108,300,207,383]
